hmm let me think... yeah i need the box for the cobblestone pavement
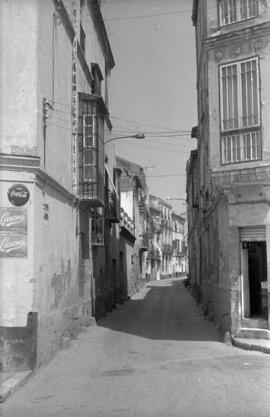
[1,279,270,417]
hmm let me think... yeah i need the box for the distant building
[189,0,270,336]
[186,150,200,297]
[171,212,187,277]
[116,157,150,296]
[148,195,174,280]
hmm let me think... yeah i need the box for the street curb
[232,337,270,354]
[0,370,33,403]
[0,318,97,403]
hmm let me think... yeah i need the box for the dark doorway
[119,251,125,299]
[247,241,267,317]
[112,259,117,304]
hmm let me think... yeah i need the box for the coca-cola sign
[8,184,30,206]
[0,233,27,257]
[0,208,27,232]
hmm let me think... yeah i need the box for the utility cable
[110,115,190,133]
[115,140,193,154]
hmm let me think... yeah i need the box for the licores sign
[0,207,28,257]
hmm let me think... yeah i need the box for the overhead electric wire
[104,10,191,22]
[42,100,192,136]
[103,8,204,21]
[145,139,192,148]
[41,113,192,141]
[47,122,72,132]
[113,127,190,138]
[115,140,192,154]
[146,133,190,138]
[110,115,190,133]
[147,174,186,177]
[111,134,192,147]
[46,98,72,110]
[102,0,190,9]
[103,7,192,17]
[112,130,191,139]
[42,121,193,154]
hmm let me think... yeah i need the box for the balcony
[152,217,164,232]
[140,233,149,251]
[78,93,106,207]
[119,208,135,244]
[79,179,104,207]
[147,241,162,260]
[107,190,120,223]
[162,243,173,256]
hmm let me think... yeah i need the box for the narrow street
[1,279,270,417]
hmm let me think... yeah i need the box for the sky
[101,0,198,214]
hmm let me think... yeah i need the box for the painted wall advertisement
[0,207,28,257]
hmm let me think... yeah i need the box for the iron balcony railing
[162,243,174,256]
[140,233,149,251]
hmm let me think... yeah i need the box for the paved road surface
[1,279,270,417]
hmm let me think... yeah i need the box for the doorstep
[0,370,32,402]
[232,327,270,354]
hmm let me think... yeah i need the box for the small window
[91,64,103,96]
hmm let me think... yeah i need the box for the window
[79,209,89,259]
[220,58,261,164]
[91,207,104,246]
[219,0,257,26]
[91,64,103,96]
[78,94,105,205]
[83,114,97,182]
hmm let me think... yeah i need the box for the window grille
[78,95,105,205]
[220,58,261,164]
[221,131,261,163]
[83,114,98,183]
[219,0,257,26]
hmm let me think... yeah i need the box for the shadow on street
[98,279,222,343]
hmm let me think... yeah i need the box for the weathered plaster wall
[33,181,92,364]
[0,0,38,155]
[197,198,231,332]
[193,0,270,336]
[121,191,133,220]
[37,0,74,190]
[228,199,270,330]
[81,0,107,98]
[123,239,137,296]
[0,0,114,369]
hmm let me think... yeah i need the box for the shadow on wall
[98,279,223,343]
